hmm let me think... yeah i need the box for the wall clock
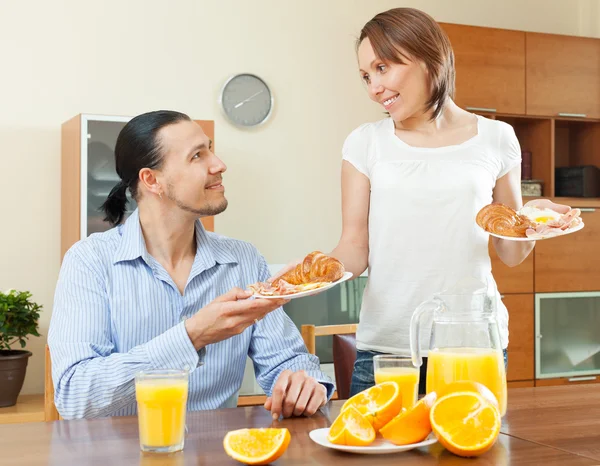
[220,73,274,127]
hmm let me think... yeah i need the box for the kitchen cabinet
[440,23,525,115]
[503,294,535,382]
[526,32,600,119]
[535,208,600,292]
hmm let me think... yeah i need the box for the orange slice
[327,405,376,446]
[430,391,501,457]
[340,381,403,431]
[223,428,291,465]
[436,380,499,409]
[379,391,437,445]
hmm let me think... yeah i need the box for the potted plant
[0,289,41,407]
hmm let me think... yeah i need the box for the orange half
[340,381,403,431]
[436,380,499,409]
[327,405,376,446]
[379,391,437,445]
[223,428,291,465]
[430,391,501,457]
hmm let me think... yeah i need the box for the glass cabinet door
[536,292,600,378]
[85,118,134,236]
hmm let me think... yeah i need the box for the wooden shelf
[0,395,44,424]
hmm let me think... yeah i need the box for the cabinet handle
[466,106,497,113]
[558,112,587,118]
[567,376,597,382]
[575,208,596,213]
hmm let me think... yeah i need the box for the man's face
[155,120,228,217]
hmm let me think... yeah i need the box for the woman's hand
[491,166,535,267]
[267,259,302,283]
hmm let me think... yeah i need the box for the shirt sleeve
[342,123,372,178]
[48,246,201,419]
[248,255,335,400]
[497,122,522,179]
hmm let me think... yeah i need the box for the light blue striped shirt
[49,210,334,419]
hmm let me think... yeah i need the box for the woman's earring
[158,191,163,200]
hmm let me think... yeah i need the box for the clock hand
[233,90,264,109]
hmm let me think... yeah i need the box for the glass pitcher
[410,277,507,416]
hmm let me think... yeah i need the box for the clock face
[220,74,273,127]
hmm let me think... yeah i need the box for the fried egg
[518,206,561,224]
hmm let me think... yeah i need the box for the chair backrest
[45,344,60,421]
[332,333,357,400]
[301,324,358,400]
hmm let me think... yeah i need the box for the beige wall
[0,0,598,395]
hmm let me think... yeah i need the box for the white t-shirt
[342,115,521,355]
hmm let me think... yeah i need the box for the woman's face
[357,37,431,122]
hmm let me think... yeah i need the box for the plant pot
[0,350,32,408]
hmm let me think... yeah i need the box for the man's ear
[139,168,163,198]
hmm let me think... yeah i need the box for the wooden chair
[44,344,61,421]
[301,324,358,399]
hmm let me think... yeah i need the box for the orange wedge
[430,391,501,457]
[379,391,437,445]
[436,380,499,409]
[223,428,291,465]
[327,405,376,446]
[340,381,403,431]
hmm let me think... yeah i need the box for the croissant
[275,251,345,285]
[476,204,534,237]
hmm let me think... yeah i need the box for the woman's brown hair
[359,8,455,120]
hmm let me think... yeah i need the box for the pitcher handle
[410,297,442,368]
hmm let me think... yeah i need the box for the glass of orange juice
[373,355,419,410]
[135,369,189,453]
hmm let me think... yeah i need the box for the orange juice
[374,367,419,409]
[426,347,507,416]
[136,378,188,451]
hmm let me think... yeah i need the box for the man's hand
[185,288,289,350]
[264,370,328,419]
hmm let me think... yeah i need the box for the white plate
[252,272,353,300]
[486,221,584,242]
[309,428,437,455]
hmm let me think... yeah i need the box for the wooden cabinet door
[526,33,600,119]
[489,239,534,294]
[535,208,600,292]
[503,294,534,382]
[440,23,525,114]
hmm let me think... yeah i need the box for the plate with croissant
[476,199,584,241]
[248,251,353,299]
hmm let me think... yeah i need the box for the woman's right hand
[267,259,301,283]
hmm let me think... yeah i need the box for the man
[49,110,333,419]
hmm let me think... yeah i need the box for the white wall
[0,0,598,394]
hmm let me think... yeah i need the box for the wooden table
[0,386,599,465]
[502,385,600,461]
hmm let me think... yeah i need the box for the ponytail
[101,181,129,226]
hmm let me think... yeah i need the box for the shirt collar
[113,209,238,270]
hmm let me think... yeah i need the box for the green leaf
[0,289,41,350]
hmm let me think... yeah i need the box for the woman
[277,8,536,396]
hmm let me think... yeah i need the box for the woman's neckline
[388,114,482,152]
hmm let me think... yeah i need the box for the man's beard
[165,184,228,217]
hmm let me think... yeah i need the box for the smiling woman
[276,7,535,399]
